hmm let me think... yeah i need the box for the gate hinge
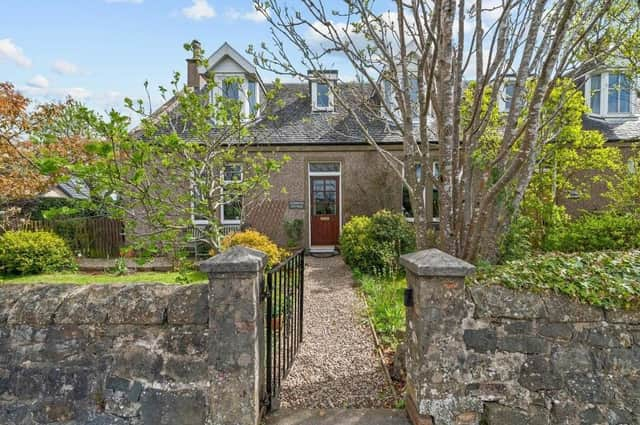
[404,288,414,307]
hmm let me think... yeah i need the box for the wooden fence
[1,216,125,258]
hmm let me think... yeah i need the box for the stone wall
[401,249,640,425]
[0,283,209,425]
[465,285,640,424]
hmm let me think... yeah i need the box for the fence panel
[0,216,125,258]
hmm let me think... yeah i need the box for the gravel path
[279,255,397,409]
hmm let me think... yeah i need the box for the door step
[264,408,410,425]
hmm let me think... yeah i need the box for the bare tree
[251,0,639,261]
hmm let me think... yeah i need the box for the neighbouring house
[156,42,640,252]
[39,177,90,200]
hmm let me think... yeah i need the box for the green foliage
[470,250,640,310]
[67,43,288,257]
[0,231,77,275]
[283,219,303,248]
[499,215,536,262]
[340,210,416,274]
[606,148,640,215]
[108,257,129,276]
[221,229,289,269]
[354,270,406,348]
[544,212,640,253]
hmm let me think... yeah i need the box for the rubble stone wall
[462,285,640,424]
[0,283,209,425]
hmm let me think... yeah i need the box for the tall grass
[354,270,406,349]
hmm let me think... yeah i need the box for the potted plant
[284,219,303,250]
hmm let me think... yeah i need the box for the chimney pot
[187,40,202,89]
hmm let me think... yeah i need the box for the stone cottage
[163,42,640,251]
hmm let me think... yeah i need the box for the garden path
[278,254,397,409]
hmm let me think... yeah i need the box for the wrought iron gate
[262,249,305,412]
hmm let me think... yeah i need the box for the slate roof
[57,177,90,200]
[251,83,404,145]
[583,115,640,142]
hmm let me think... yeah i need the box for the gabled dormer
[584,69,637,118]
[186,41,265,118]
[308,70,337,112]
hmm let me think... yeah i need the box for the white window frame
[402,162,440,223]
[311,81,334,112]
[584,71,636,118]
[499,80,516,113]
[190,180,209,226]
[211,74,260,120]
[220,164,243,225]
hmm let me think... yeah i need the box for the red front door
[310,176,340,246]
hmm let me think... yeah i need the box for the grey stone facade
[401,249,640,425]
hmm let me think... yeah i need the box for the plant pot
[270,315,283,331]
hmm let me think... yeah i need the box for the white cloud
[182,0,215,20]
[105,0,143,3]
[225,7,266,22]
[52,59,80,76]
[0,38,32,68]
[27,75,49,89]
[21,85,92,101]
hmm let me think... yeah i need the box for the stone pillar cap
[400,248,475,277]
[200,246,267,273]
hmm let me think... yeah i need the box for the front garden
[341,209,640,393]
[0,227,290,285]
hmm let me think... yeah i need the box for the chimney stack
[187,39,202,89]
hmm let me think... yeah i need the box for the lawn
[0,271,208,285]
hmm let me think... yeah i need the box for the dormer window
[312,82,334,111]
[586,71,634,116]
[309,70,337,112]
[316,83,330,108]
[608,73,631,114]
[210,77,261,119]
[222,81,240,100]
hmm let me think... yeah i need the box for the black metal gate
[262,249,305,412]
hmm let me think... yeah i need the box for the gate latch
[404,288,414,307]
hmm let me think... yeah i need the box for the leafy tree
[605,148,640,215]
[0,83,94,204]
[497,79,623,259]
[75,43,288,256]
[251,0,640,261]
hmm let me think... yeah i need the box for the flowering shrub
[221,229,289,269]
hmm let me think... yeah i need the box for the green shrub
[340,210,416,274]
[499,215,536,262]
[544,212,640,253]
[470,250,640,310]
[0,231,77,275]
[221,229,289,269]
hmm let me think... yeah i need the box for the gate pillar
[200,246,267,425]
[400,249,479,425]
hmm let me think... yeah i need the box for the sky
[0,0,354,116]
